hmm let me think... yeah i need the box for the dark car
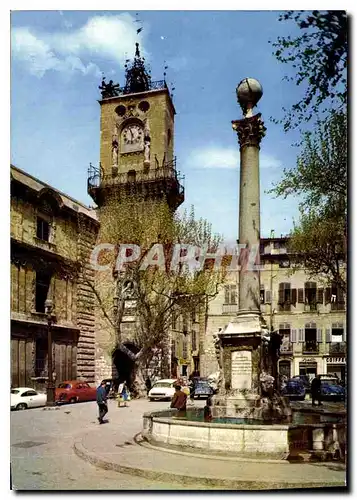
[191,380,214,400]
[320,380,345,402]
[292,375,311,392]
[281,379,306,401]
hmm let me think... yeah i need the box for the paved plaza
[10,398,346,491]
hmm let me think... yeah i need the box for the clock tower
[88,43,184,385]
[88,42,184,211]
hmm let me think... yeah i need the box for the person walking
[118,381,130,407]
[96,380,108,424]
[170,385,187,415]
[311,374,322,406]
[145,377,152,395]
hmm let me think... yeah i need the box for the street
[10,397,207,490]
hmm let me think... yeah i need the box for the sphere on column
[236,78,263,117]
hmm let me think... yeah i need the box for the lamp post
[45,299,55,407]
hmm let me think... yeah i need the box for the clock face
[122,124,143,145]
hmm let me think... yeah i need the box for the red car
[55,380,97,404]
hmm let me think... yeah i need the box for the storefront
[299,358,318,382]
[278,359,292,379]
[326,356,346,382]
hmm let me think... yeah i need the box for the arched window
[127,170,136,183]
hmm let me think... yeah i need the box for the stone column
[232,114,266,313]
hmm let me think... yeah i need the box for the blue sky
[11,10,313,242]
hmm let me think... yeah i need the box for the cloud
[11,13,142,78]
[187,147,282,170]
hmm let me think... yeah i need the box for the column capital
[232,113,266,150]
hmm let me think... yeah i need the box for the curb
[73,438,346,490]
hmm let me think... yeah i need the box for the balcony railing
[280,343,293,353]
[302,342,319,354]
[222,304,238,314]
[328,342,346,355]
[87,158,184,196]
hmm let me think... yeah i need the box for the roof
[10,165,98,222]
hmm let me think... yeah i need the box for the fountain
[141,79,346,461]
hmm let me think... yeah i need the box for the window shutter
[317,328,322,343]
[224,286,229,304]
[326,328,332,343]
[291,288,297,305]
[291,329,297,343]
[337,287,345,304]
[317,288,324,304]
[231,286,237,304]
[298,288,304,303]
[278,286,284,305]
[325,288,332,304]
[265,290,271,304]
[298,328,305,342]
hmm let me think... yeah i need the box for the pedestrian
[145,377,152,395]
[170,385,187,414]
[118,381,130,407]
[96,380,108,424]
[311,375,322,406]
[203,396,213,422]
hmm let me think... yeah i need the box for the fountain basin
[142,409,346,460]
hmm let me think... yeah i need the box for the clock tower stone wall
[88,46,183,385]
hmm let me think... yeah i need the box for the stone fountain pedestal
[213,311,291,421]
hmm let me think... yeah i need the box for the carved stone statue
[99,77,121,99]
[112,135,119,166]
[144,137,151,164]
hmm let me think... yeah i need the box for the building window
[304,322,318,353]
[331,283,345,311]
[191,330,197,351]
[171,340,176,358]
[35,271,51,313]
[224,285,237,305]
[36,217,50,241]
[331,323,344,342]
[182,339,188,359]
[305,282,317,310]
[127,170,136,182]
[260,286,265,304]
[278,323,292,352]
[278,282,292,311]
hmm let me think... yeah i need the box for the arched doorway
[112,342,140,391]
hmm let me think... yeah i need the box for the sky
[10,9,330,242]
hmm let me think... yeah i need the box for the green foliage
[270,10,347,130]
[270,111,347,290]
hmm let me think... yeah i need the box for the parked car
[320,380,345,402]
[11,387,47,410]
[148,379,179,401]
[55,381,97,404]
[292,375,311,392]
[281,379,306,401]
[191,380,214,400]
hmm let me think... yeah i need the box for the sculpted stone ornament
[232,114,266,150]
[112,133,119,166]
[99,77,121,99]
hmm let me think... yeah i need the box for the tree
[269,111,347,291]
[270,10,347,131]
[80,192,226,391]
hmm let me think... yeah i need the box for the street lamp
[45,299,55,407]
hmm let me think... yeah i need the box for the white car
[11,387,47,411]
[148,379,178,401]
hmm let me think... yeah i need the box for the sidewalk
[73,399,347,490]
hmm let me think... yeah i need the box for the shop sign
[300,357,317,364]
[326,357,346,364]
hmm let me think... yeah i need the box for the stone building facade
[203,237,346,382]
[10,165,99,388]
